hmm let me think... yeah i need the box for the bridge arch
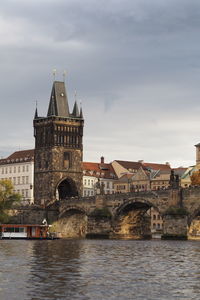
[56,177,78,200]
[112,197,161,239]
[188,206,200,239]
[59,206,88,219]
[56,206,88,238]
[114,197,161,218]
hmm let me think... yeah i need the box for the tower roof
[47,81,70,117]
[72,101,80,117]
[34,107,38,119]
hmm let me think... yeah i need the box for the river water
[0,239,200,300]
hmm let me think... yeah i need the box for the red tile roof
[0,149,34,165]
[82,162,116,179]
[115,160,142,170]
[7,149,34,160]
[143,162,171,171]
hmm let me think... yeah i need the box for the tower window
[63,152,71,169]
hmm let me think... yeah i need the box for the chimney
[138,160,144,163]
[101,156,104,164]
[165,162,170,166]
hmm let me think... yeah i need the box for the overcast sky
[0,0,200,167]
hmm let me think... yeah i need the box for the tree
[190,170,200,186]
[0,179,21,223]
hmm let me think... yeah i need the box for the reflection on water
[0,239,200,299]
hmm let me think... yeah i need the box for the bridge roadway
[59,187,200,221]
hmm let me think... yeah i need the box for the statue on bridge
[95,179,105,195]
[169,170,180,189]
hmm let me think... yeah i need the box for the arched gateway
[33,80,84,206]
[57,178,78,200]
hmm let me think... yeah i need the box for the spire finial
[63,70,67,82]
[52,68,57,81]
[75,90,77,102]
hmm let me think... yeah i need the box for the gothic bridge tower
[33,81,84,206]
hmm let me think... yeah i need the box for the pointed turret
[34,107,38,119]
[47,81,70,117]
[72,101,80,117]
[80,106,83,119]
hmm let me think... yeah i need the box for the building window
[25,190,29,197]
[17,177,20,185]
[153,215,156,220]
[22,176,25,184]
[26,165,29,172]
[84,179,87,185]
[88,179,90,185]
[5,168,7,174]
[26,176,29,184]
[23,165,25,172]
[18,166,20,173]
[63,152,71,169]
[107,182,109,188]
[9,167,12,173]
[14,167,16,173]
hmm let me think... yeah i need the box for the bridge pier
[162,214,188,240]
[86,215,112,239]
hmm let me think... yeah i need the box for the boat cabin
[0,224,49,239]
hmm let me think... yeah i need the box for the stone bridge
[54,187,200,239]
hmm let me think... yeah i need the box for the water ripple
[0,239,200,299]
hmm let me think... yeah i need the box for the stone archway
[188,208,200,240]
[112,200,160,239]
[55,208,88,238]
[56,177,78,200]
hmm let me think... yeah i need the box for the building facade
[83,157,116,196]
[0,150,34,204]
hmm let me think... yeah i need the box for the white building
[82,157,116,197]
[0,150,34,204]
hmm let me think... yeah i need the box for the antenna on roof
[63,70,67,82]
[52,68,57,81]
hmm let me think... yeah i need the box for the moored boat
[0,224,57,239]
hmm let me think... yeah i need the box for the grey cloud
[0,0,200,166]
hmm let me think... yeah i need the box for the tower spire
[34,100,38,119]
[72,90,80,117]
[79,101,83,118]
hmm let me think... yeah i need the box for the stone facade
[33,81,84,206]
